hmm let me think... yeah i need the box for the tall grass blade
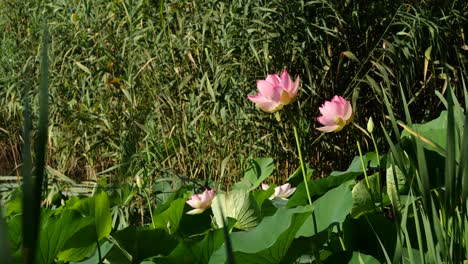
[382,87,400,139]
[400,192,413,263]
[444,88,455,216]
[415,132,430,212]
[409,191,425,263]
[218,205,235,264]
[35,24,49,205]
[460,78,468,207]
[420,206,439,262]
[364,216,391,264]
[21,64,34,263]
[399,84,412,126]
[22,23,49,264]
[380,125,406,178]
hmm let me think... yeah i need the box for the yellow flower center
[334,116,346,131]
[279,90,292,105]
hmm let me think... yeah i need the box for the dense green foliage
[0,1,467,263]
[1,0,466,182]
[2,105,467,262]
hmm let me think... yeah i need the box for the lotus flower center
[334,116,346,128]
[279,90,292,105]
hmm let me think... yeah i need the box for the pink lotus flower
[186,189,215,215]
[261,183,296,199]
[248,69,300,113]
[316,96,353,132]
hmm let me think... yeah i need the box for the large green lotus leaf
[74,240,114,264]
[286,164,314,186]
[107,227,179,263]
[57,192,112,262]
[296,180,354,237]
[153,187,190,215]
[94,191,112,240]
[351,174,380,218]
[401,109,464,156]
[208,205,312,264]
[232,157,274,191]
[37,210,94,264]
[329,154,378,177]
[56,223,97,262]
[153,198,186,235]
[287,155,375,208]
[66,191,112,240]
[400,138,446,189]
[280,232,330,263]
[324,251,381,264]
[178,208,213,238]
[253,185,275,210]
[58,243,96,263]
[148,227,227,264]
[212,189,260,230]
[343,213,397,261]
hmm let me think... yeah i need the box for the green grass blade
[22,24,49,264]
[364,216,391,264]
[21,64,34,263]
[35,25,50,202]
[460,78,468,206]
[421,204,439,262]
[400,191,415,264]
[409,191,425,263]
[382,86,401,139]
[444,88,456,216]
[380,124,406,177]
[415,134,430,212]
[399,84,412,126]
[217,204,235,264]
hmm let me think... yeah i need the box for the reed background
[0,0,466,185]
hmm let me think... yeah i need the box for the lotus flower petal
[186,208,205,215]
[186,189,215,215]
[261,182,296,200]
[247,94,284,113]
[316,96,353,132]
[248,69,300,113]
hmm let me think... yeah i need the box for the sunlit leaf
[209,205,312,264]
[212,189,260,231]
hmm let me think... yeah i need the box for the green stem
[356,140,370,189]
[370,132,383,208]
[357,140,379,212]
[143,189,155,228]
[338,236,347,251]
[293,126,313,206]
[370,132,381,168]
[95,236,102,264]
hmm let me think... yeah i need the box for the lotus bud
[136,175,143,190]
[367,117,374,134]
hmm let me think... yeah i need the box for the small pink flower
[316,96,353,132]
[261,183,296,199]
[248,69,300,113]
[186,189,215,215]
